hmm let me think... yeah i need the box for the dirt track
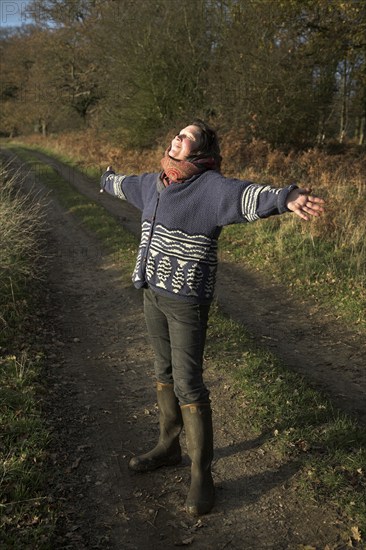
[3,148,364,549]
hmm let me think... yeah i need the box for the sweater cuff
[277,183,298,214]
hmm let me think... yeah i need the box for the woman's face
[169,125,201,160]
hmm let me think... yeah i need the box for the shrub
[0,162,44,335]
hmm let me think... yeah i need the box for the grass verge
[220,219,366,329]
[6,145,137,275]
[0,162,53,548]
[4,145,366,544]
[206,305,366,541]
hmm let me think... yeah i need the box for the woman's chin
[169,146,182,159]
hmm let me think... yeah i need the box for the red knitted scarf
[160,148,218,186]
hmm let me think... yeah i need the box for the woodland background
[1,0,366,149]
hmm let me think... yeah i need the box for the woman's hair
[188,119,222,169]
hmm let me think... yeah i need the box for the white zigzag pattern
[132,221,151,281]
[150,225,218,265]
[186,263,203,296]
[241,185,281,222]
[112,175,127,199]
[133,222,218,298]
[172,260,187,293]
[140,221,151,241]
[156,256,172,288]
[204,266,216,298]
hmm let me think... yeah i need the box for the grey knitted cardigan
[101,169,296,304]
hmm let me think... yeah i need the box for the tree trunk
[359,114,365,145]
[338,60,348,143]
[41,119,48,137]
[9,126,18,138]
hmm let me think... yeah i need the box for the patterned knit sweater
[101,169,297,304]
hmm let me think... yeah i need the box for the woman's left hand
[286,188,325,220]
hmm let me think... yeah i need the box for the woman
[100,119,324,516]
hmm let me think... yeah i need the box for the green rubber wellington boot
[129,383,183,472]
[181,403,214,516]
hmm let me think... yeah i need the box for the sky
[0,0,32,27]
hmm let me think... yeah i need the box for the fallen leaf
[193,519,205,529]
[351,525,362,542]
[174,536,194,546]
